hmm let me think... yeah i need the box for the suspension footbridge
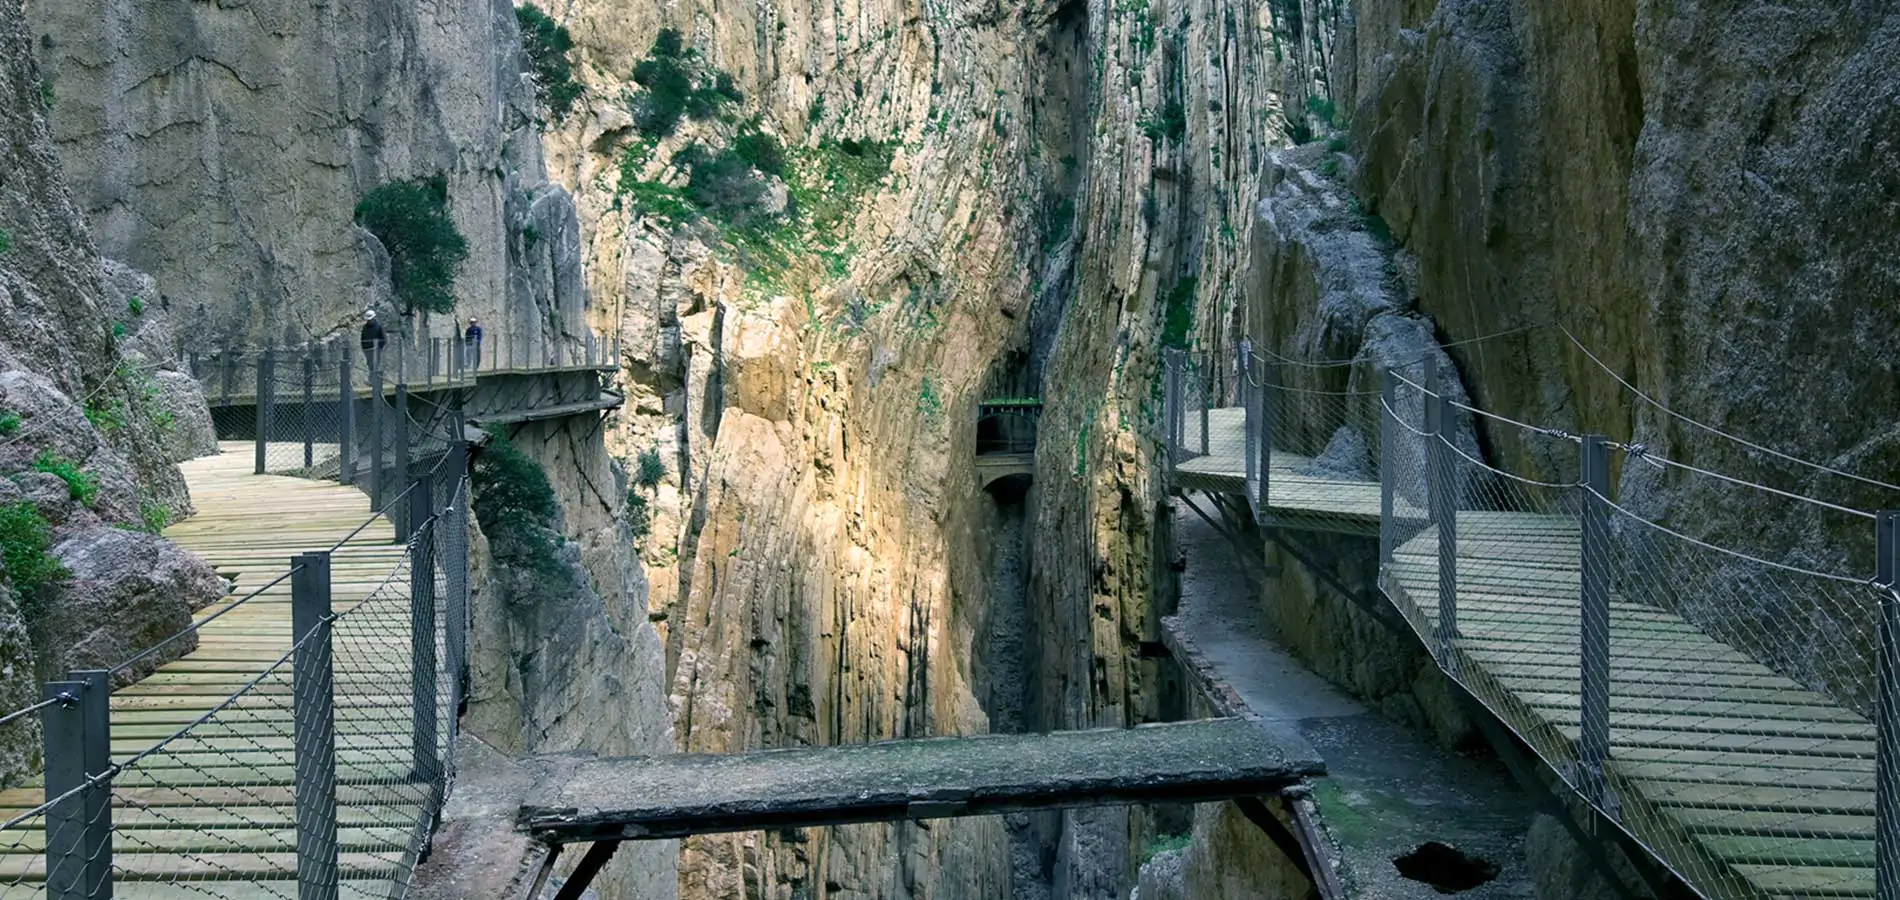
[1163,338,1897,900]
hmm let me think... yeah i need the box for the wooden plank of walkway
[0,444,434,894]
[1386,511,1876,899]
[516,718,1322,844]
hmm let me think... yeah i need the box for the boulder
[0,370,143,526]
[150,371,218,462]
[42,527,225,684]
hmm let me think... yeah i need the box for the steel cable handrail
[1589,488,1875,586]
[1561,324,1900,495]
[1248,318,1554,370]
[0,695,65,731]
[0,621,324,831]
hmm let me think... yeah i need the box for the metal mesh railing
[1163,344,1386,533]
[1377,371,1894,900]
[0,454,469,898]
[192,327,621,411]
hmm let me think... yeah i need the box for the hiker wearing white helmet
[359,309,386,370]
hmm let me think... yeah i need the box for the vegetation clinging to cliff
[471,434,573,584]
[517,5,583,121]
[354,177,470,315]
[0,502,65,623]
[628,29,741,138]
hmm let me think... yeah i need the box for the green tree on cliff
[354,176,470,316]
[517,5,584,121]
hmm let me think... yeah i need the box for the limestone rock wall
[0,0,223,781]
[535,0,1324,893]
[24,0,593,354]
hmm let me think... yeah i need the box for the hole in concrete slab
[1392,841,1500,894]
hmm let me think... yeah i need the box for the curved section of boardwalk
[0,444,429,897]
[1172,398,1882,898]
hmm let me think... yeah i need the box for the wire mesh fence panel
[1594,497,1881,899]
[261,346,354,481]
[1251,355,1385,533]
[325,532,450,897]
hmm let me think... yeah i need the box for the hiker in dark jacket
[359,309,386,370]
[463,318,484,371]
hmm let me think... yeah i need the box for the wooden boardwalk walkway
[1175,411,1877,899]
[0,444,432,897]
[1174,407,1384,533]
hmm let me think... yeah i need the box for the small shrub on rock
[32,453,98,508]
[0,502,65,621]
[629,28,740,138]
[680,145,771,229]
[732,129,786,176]
[634,447,666,490]
[470,434,567,580]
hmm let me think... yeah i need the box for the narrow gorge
[0,0,1895,898]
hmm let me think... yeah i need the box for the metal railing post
[394,385,411,532]
[1424,357,1457,667]
[255,348,275,475]
[1239,342,1256,504]
[447,441,470,704]
[1877,510,1900,900]
[1164,349,1183,469]
[74,669,112,899]
[1380,368,1397,566]
[1257,358,1275,525]
[43,673,111,900]
[408,481,440,787]
[292,551,338,900]
[1198,357,1211,457]
[302,352,316,471]
[339,352,356,487]
[42,680,86,900]
[1579,434,1614,814]
[370,355,386,509]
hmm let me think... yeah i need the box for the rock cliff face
[536,0,1900,897]
[25,0,596,353]
[0,0,224,781]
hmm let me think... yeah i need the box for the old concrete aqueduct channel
[1,1,1898,899]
